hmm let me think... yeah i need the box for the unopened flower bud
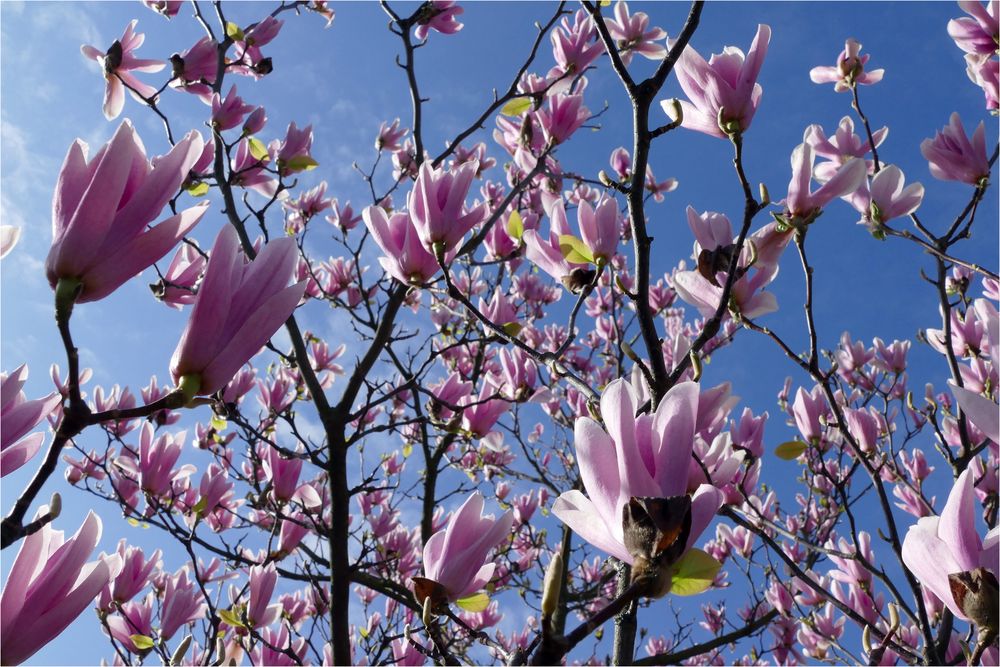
[541,552,563,621]
[664,98,683,126]
[690,350,702,382]
[49,493,62,520]
[171,635,192,666]
[422,595,434,628]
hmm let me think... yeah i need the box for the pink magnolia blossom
[105,594,154,653]
[417,491,513,602]
[644,165,678,202]
[414,1,464,41]
[578,197,620,264]
[523,199,587,285]
[1,365,61,477]
[408,161,485,255]
[550,10,601,78]
[610,146,631,180]
[375,118,408,152]
[950,382,1000,444]
[809,38,884,92]
[152,242,206,309]
[665,24,771,138]
[920,112,990,185]
[0,510,122,665]
[231,136,281,198]
[170,224,306,397]
[284,181,332,233]
[363,206,442,285]
[98,540,162,611]
[901,469,999,620]
[552,378,724,566]
[781,142,866,224]
[965,53,1000,109]
[243,106,267,136]
[805,116,887,181]
[537,93,589,147]
[211,85,256,131]
[327,199,363,232]
[248,563,280,628]
[0,225,20,259]
[116,422,194,499]
[159,568,206,640]
[948,1,999,55]
[46,122,208,304]
[851,165,925,228]
[792,386,826,444]
[272,122,316,176]
[606,1,668,65]
[81,20,164,120]
[168,36,217,101]
[143,0,182,18]
[672,208,791,319]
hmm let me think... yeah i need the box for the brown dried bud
[169,53,185,80]
[561,268,597,294]
[622,496,692,598]
[104,40,123,75]
[697,244,738,288]
[255,57,273,76]
[411,576,448,614]
[949,568,999,634]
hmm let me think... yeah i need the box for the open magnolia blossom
[45,121,208,305]
[1,510,122,666]
[552,379,724,596]
[666,24,771,138]
[902,469,999,624]
[412,492,513,608]
[170,224,307,397]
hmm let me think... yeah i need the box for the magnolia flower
[1,365,61,477]
[950,382,1000,444]
[920,112,990,185]
[805,116,887,181]
[363,206,442,285]
[247,563,280,628]
[211,85,256,131]
[375,118,408,152]
[413,492,513,605]
[143,0,182,18]
[666,24,771,138]
[537,93,589,147]
[948,1,1000,55]
[523,199,592,291]
[606,1,667,65]
[901,469,999,621]
[170,224,306,397]
[1,511,122,665]
[414,1,464,41]
[168,36,217,101]
[969,53,1000,111]
[81,20,164,120]
[780,142,866,225]
[851,165,924,229]
[408,161,485,256]
[671,207,791,320]
[46,122,208,304]
[552,379,724,568]
[809,38,884,92]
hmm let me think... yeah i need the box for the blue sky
[1,1,997,664]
